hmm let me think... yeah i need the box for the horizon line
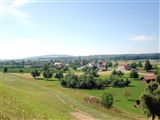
[0,52,159,60]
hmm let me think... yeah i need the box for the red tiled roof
[142,76,156,81]
[118,63,129,66]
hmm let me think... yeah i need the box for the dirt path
[70,111,97,120]
[51,92,67,105]
[138,72,154,76]
[51,92,97,120]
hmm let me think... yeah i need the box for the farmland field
[0,72,149,120]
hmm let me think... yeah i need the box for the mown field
[0,72,149,120]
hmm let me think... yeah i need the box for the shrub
[108,76,131,87]
[130,70,139,79]
[61,73,104,89]
[19,69,24,73]
[101,92,114,109]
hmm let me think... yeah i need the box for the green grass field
[0,72,148,120]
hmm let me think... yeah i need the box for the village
[0,57,158,84]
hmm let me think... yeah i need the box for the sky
[0,0,159,59]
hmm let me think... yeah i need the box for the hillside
[0,73,139,120]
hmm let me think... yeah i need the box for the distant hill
[26,54,73,59]
[25,53,159,61]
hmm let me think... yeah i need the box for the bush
[61,73,103,89]
[130,70,139,79]
[19,69,24,73]
[107,76,131,87]
[111,69,123,76]
[101,92,114,109]
[55,71,63,80]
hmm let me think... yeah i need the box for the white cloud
[1,0,30,24]
[11,0,29,7]
[128,35,156,41]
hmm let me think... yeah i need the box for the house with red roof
[117,63,131,70]
[141,75,156,83]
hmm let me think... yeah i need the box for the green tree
[144,60,152,72]
[131,62,137,69]
[116,70,124,76]
[105,64,108,70]
[141,82,160,120]
[130,70,139,79]
[43,63,50,71]
[55,71,63,80]
[61,72,78,88]
[19,69,24,73]
[137,61,143,67]
[101,92,114,109]
[156,74,160,84]
[31,69,41,79]
[111,69,117,75]
[108,61,112,67]
[3,67,8,73]
[43,69,53,80]
[83,68,99,77]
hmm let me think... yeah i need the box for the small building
[97,63,107,71]
[118,63,131,70]
[53,62,64,69]
[141,76,156,83]
[87,62,97,68]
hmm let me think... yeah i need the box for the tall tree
[141,82,160,120]
[43,69,53,80]
[31,69,41,79]
[55,71,63,80]
[131,62,137,69]
[3,67,8,73]
[144,60,152,72]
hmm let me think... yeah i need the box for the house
[87,62,97,68]
[77,66,86,70]
[53,62,63,69]
[118,63,131,70]
[86,61,107,71]
[141,76,156,83]
[97,61,107,71]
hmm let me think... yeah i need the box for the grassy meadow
[0,71,149,120]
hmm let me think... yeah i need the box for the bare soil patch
[70,111,97,120]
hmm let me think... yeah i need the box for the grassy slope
[0,73,137,120]
[0,73,74,119]
[79,80,146,116]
